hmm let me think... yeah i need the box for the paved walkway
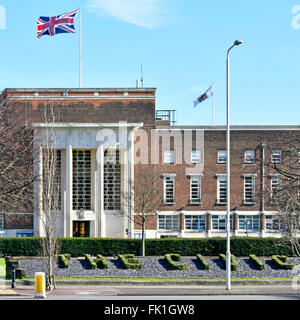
[0,284,299,300]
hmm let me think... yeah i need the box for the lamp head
[234,40,243,46]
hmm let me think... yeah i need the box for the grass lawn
[0,258,5,279]
[21,276,294,281]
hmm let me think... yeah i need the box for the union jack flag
[37,9,78,39]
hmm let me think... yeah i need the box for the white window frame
[163,150,175,164]
[189,175,202,204]
[244,150,255,164]
[212,215,233,231]
[185,215,206,231]
[238,215,260,231]
[158,215,179,230]
[217,150,227,164]
[243,174,256,204]
[217,175,227,204]
[163,174,176,204]
[0,214,3,230]
[270,175,282,200]
[191,150,201,164]
[265,215,286,231]
[271,150,282,164]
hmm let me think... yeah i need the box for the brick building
[0,87,299,238]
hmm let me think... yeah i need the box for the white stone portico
[33,122,143,238]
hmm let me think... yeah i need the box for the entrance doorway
[73,221,90,238]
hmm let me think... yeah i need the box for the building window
[163,175,175,204]
[185,215,206,231]
[271,176,282,200]
[212,215,232,231]
[134,232,142,239]
[271,150,282,164]
[0,214,3,230]
[217,150,227,164]
[191,150,201,164]
[190,176,201,204]
[72,150,92,211]
[158,215,179,230]
[243,175,256,204]
[238,215,259,231]
[104,149,121,210]
[244,150,255,164]
[266,215,286,231]
[217,176,227,204]
[16,232,33,238]
[164,150,174,164]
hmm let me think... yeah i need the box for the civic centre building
[0,87,299,239]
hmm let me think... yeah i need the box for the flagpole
[212,81,215,126]
[79,7,82,88]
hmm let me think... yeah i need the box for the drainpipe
[260,140,266,236]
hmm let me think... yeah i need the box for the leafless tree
[0,101,37,213]
[121,168,163,256]
[37,102,61,291]
[260,137,300,259]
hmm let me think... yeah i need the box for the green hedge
[219,254,237,271]
[118,254,142,269]
[58,254,69,269]
[271,255,295,270]
[196,254,210,270]
[84,254,97,269]
[0,237,296,257]
[165,254,188,270]
[249,254,265,270]
[95,254,109,269]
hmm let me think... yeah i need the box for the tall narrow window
[217,176,227,204]
[72,150,91,210]
[164,175,175,204]
[190,175,201,204]
[43,149,61,210]
[271,176,282,200]
[104,149,121,210]
[0,214,3,230]
[243,175,256,204]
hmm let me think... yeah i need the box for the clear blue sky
[0,0,300,126]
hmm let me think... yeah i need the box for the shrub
[165,254,188,270]
[95,254,109,269]
[271,255,295,270]
[219,253,237,271]
[118,254,142,269]
[249,254,265,270]
[0,237,296,257]
[58,254,69,269]
[84,254,97,269]
[196,254,210,270]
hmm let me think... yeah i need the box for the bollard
[34,272,46,299]
[11,263,16,289]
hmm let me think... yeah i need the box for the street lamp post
[226,40,243,290]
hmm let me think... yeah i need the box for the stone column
[233,210,239,236]
[206,211,212,238]
[97,144,104,237]
[260,212,266,237]
[33,145,43,237]
[65,134,73,237]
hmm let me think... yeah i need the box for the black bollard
[11,263,16,288]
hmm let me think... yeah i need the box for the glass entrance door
[73,221,90,237]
